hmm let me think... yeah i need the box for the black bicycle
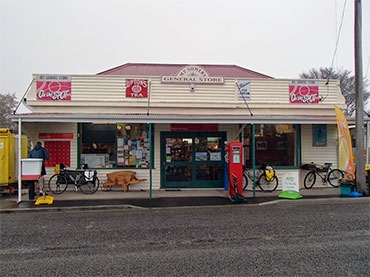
[48,164,100,194]
[242,164,279,192]
[302,162,344,189]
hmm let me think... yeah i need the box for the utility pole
[354,0,367,194]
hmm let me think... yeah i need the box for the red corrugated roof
[97,63,273,78]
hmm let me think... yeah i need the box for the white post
[17,118,22,203]
[367,121,369,164]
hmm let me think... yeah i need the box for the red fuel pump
[227,142,243,197]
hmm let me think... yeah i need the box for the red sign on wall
[289,81,319,104]
[36,75,72,101]
[39,133,74,139]
[171,124,219,131]
[44,141,70,167]
[126,79,148,98]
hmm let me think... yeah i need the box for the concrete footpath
[0,187,368,212]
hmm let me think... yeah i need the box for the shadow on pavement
[1,187,358,211]
[15,195,342,210]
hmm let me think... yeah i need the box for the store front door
[161,132,226,189]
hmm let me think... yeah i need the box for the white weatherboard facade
[14,64,350,200]
[27,75,343,118]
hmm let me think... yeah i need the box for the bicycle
[242,164,279,192]
[48,163,100,194]
[302,162,344,189]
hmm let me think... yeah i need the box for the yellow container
[54,163,60,174]
[0,128,28,186]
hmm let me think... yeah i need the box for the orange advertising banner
[334,105,355,177]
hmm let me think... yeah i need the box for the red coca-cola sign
[36,75,71,101]
[126,79,148,98]
[289,80,319,104]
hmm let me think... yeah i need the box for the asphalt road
[0,199,369,276]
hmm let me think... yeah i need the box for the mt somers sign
[161,65,224,84]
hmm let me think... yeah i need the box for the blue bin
[340,185,352,196]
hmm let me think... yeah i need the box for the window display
[244,124,297,167]
[80,123,150,168]
[116,123,150,168]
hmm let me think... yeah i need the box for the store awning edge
[11,113,345,124]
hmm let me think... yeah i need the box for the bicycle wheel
[327,169,344,187]
[258,173,278,192]
[304,171,316,189]
[79,176,100,194]
[48,174,68,194]
[242,173,249,190]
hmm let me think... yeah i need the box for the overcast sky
[1,0,369,106]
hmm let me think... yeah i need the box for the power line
[330,0,348,69]
[322,0,348,103]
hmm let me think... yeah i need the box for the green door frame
[161,131,227,189]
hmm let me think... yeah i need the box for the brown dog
[102,171,147,192]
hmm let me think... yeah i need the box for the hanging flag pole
[236,81,253,116]
[147,81,151,116]
[236,81,256,196]
[147,81,153,199]
[149,123,153,199]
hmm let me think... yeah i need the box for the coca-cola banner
[36,75,71,101]
[126,79,148,98]
[289,80,319,104]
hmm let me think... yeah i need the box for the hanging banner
[36,75,71,101]
[126,79,148,98]
[334,105,355,178]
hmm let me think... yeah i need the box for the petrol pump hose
[229,173,247,203]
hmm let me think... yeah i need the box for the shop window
[163,134,224,184]
[165,137,193,162]
[80,123,150,168]
[244,124,297,167]
[194,136,222,162]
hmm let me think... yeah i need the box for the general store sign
[161,65,224,84]
[289,80,319,104]
[36,75,71,101]
[126,79,148,98]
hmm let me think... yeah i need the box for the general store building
[14,63,349,194]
